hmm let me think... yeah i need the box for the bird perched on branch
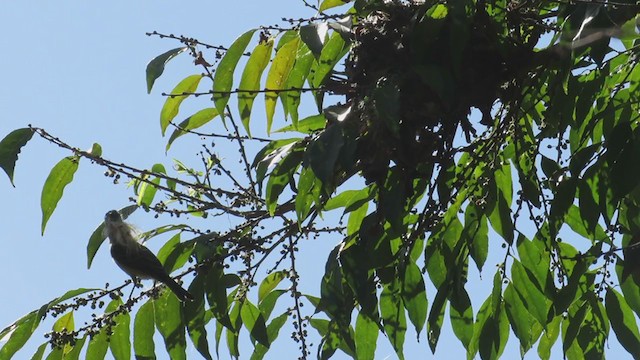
[103,210,193,301]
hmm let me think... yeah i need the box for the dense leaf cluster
[1,0,640,359]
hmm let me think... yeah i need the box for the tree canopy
[2,0,640,359]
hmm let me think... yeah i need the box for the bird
[103,210,193,301]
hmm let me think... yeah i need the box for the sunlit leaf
[134,301,156,360]
[106,298,131,360]
[154,291,187,360]
[213,30,256,119]
[160,74,204,136]
[238,38,274,136]
[41,155,80,234]
[265,35,299,133]
[240,300,269,347]
[166,108,219,151]
[258,271,287,303]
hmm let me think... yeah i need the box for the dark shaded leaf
[401,263,427,338]
[184,275,212,360]
[305,124,344,191]
[0,127,33,187]
[146,47,187,94]
[606,288,640,358]
[450,286,474,351]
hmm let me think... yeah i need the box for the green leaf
[30,343,46,360]
[258,290,286,321]
[305,124,344,191]
[0,311,40,359]
[154,291,187,360]
[205,266,233,331]
[478,300,509,360]
[166,108,219,151]
[137,163,167,208]
[250,312,288,360]
[213,30,256,118]
[238,38,274,136]
[450,286,474,351]
[146,47,187,94]
[106,299,131,360]
[85,321,109,359]
[355,312,378,360]
[240,300,270,347]
[295,167,319,223]
[310,31,347,89]
[63,335,86,360]
[373,78,400,137]
[134,301,156,360]
[606,288,640,358]
[284,43,314,125]
[184,275,212,360]
[86,205,138,269]
[275,114,325,134]
[41,155,80,234]
[401,263,427,338]
[265,145,303,215]
[511,260,549,327]
[537,315,561,360]
[427,284,448,353]
[504,284,538,355]
[160,74,204,136]
[0,128,33,187]
[488,163,514,244]
[463,204,489,272]
[319,0,353,11]
[258,271,287,303]
[578,180,601,238]
[265,35,299,133]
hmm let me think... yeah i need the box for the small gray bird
[103,210,193,301]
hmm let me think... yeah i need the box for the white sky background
[0,2,630,359]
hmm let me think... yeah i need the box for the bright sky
[0,2,630,360]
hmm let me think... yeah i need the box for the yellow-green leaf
[214,30,256,118]
[265,35,299,134]
[160,74,204,136]
[41,155,79,235]
[238,38,274,136]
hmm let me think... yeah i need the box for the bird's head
[105,210,122,224]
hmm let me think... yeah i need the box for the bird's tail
[161,277,194,302]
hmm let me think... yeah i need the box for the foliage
[2,0,640,359]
